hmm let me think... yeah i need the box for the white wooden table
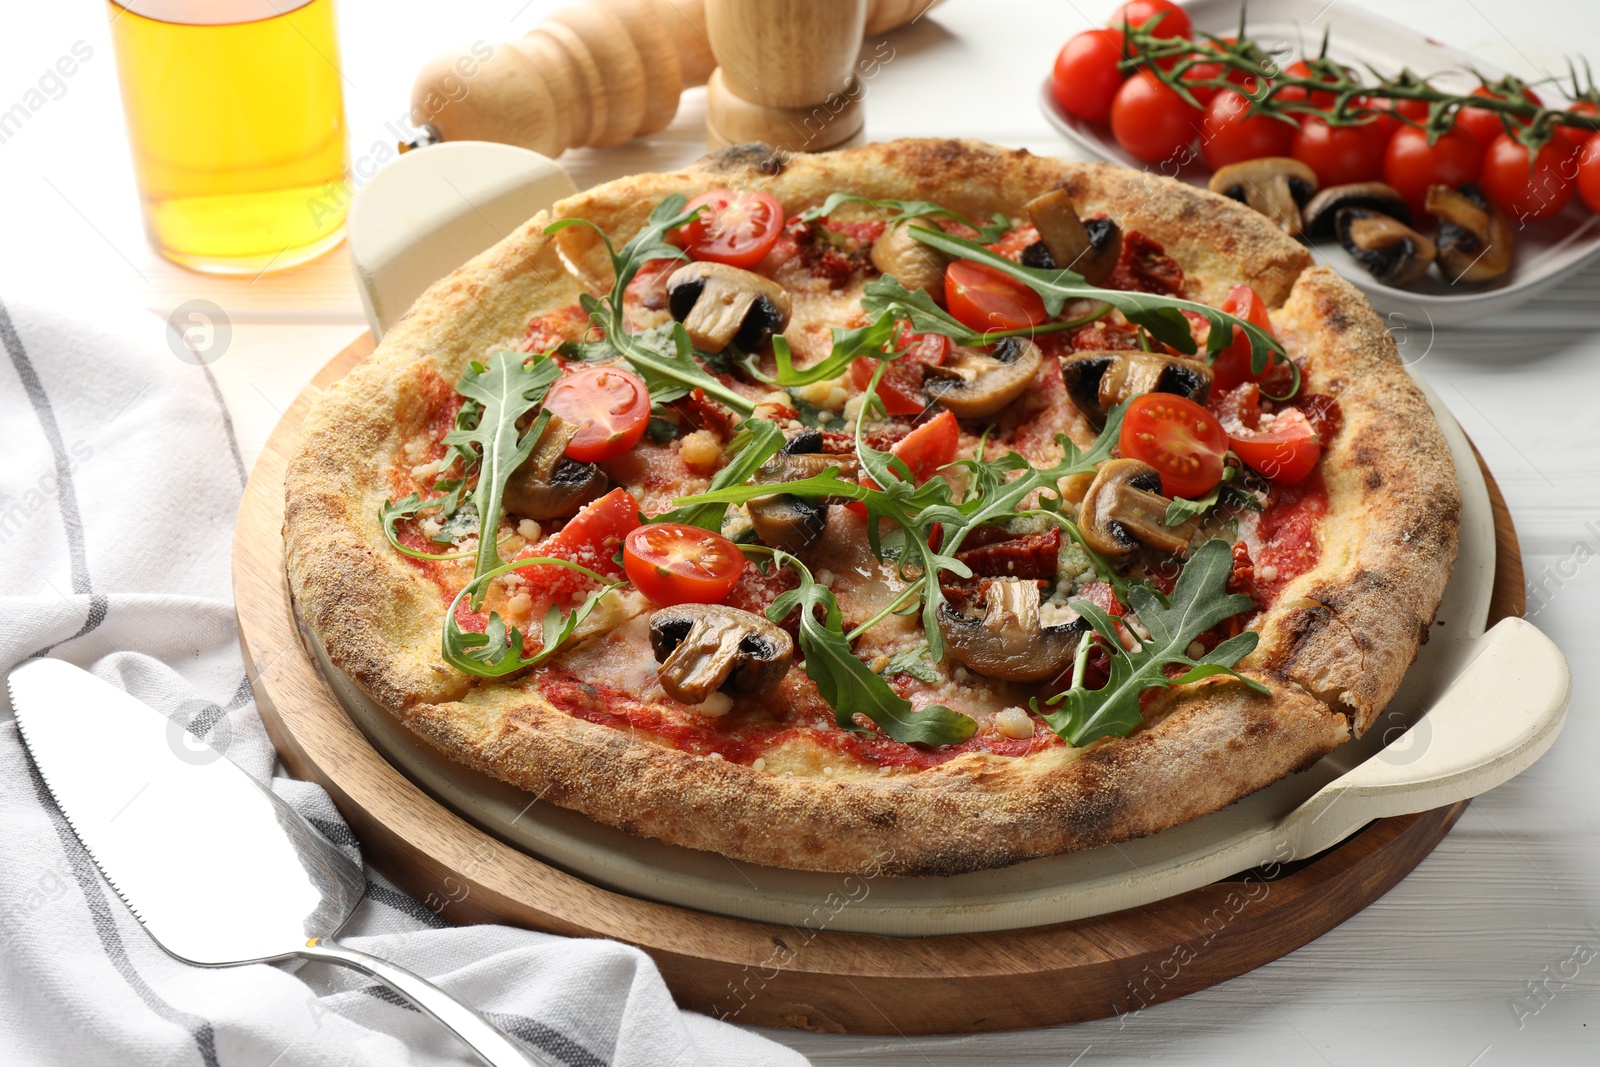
[4,1,1596,1062]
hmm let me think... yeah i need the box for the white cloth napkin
[0,295,809,1067]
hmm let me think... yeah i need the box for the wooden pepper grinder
[704,0,868,155]
[410,0,937,158]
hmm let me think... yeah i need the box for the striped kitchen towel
[0,294,808,1067]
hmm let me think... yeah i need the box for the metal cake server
[7,657,546,1067]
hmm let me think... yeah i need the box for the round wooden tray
[235,333,1524,1035]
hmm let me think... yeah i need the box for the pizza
[284,139,1459,876]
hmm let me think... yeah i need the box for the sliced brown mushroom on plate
[870,219,951,298]
[1208,157,1320,237]
[1060,350,1212,430]
[1078,458,1198,562]
[745,435,860,553]
[1334,207,1437,288]
[936,578,1088,683]
[1021,188,1123,285]
[1426,182,1513,284]
[1301,181,1411,240]
[666,261,792,353]
[648,603,795,705]
[503,414,608,520]
[923,336,1043,419]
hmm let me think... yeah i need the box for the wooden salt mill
[410,0,937,158]
[704,0,868,154]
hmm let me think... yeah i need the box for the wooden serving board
[235,332,1524,1034]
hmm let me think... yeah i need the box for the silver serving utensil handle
[298,938,546,1067]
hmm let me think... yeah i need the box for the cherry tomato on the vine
[623,523,746,606]
[542,366,652,463]
[1577,132,1600,213]
[1384,125,1483,214]
[1229,408,1322,484]
[1554,101,1600,159]
[1109,0,1192,39]
[669,189,784,268]
[1111,69,1202,164]
[850,328,948,416]
[1291,115,1386,187]
[1201,88,1294,169]
[1480,133,1573,223]
[1456,85,1542,149]
[1050,28,1128,123]
[1119,393,1228,499]
[1273,60,1341,110]
[1181,36,1254,106]
[945,260,1047,333]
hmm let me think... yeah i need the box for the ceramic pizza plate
[1039,0,1600,326]
[298,370,1569,936]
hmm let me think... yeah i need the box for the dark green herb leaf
[799,193,1011,242]
[651,418,785,531]
[1039,538,1266,746]
[441,557,622,678]
[443,351,561,584]
[767,552,976,745]
[380,489,473,562]
[738,310,905,386]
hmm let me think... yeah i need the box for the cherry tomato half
[846,409,961,516]
[1202,88,1294,170]
[1292,115,1386,187]
[1481,133,1574,223]
[1119,393,1228,499]
[1050,28,1128,123]
[1109,0,1192,39]
[945,260,1047,333]
[1211,284,1277,391]
[670,189,785,268]
[1229,407,1321,484]
[542,365,651,463]
[1456,85,1542,149]
[1578,132,1600,213]
[623,523,746,606]
[1112,69,1202,164]
[1384,125,1482,214]
[850,328,949,416]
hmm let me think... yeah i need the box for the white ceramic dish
[299,375,1568,937]
[1039,0,1600,326]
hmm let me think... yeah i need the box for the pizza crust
[284,139,1453,876]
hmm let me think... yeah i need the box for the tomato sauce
[521,304,592,354]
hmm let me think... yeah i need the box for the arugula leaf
[442,351,562,584]
[547,197,756,416]
[441,557,622,678]
[1164,468,1263,526]
[650,418,786,531]
[737,310,906,387]
[799,193,1012,242]
[1038,538,1266,746]
[884,644,940,684]
[906,226,1288,377]
[380,486,474,562]
[440,400,484,474]
[767,552,976,745]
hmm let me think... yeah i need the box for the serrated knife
[7,657,546,1067]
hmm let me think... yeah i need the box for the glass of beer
[108,0,349,274]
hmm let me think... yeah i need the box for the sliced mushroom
[648,604,794,704]
[1208,157,1320,237]
[1425,182,1513,284]
[502,415,607,520]
[666,262,792,353]
[1079,458,1198,561]
[1301,181,1411,239]
[923,336,1043,419]
[1060,350,1212,430]
[745,443,860,553]
[1334,207,1437,288]
[870,219,950,298]
[936,579,1087,682]
[1023,190,1122,285]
